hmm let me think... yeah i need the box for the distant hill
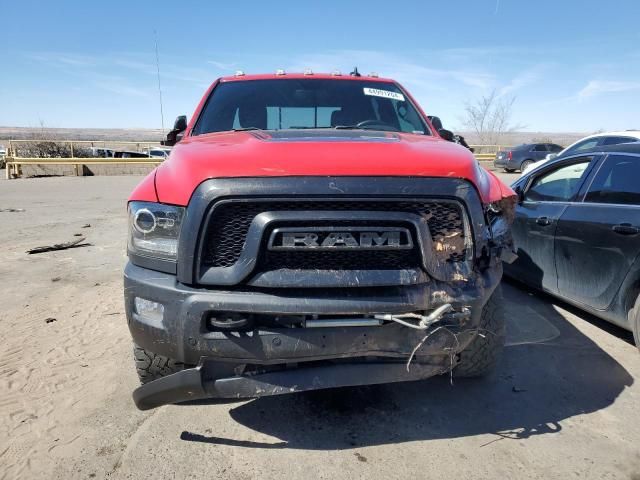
[0,126,591,150]
[0,127,164,142]
[459,131,590,149]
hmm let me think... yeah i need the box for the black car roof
[511,142,546,149]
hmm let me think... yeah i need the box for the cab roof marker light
[369,72,379,78]
[331,70,342,76]
[234,70,245,77]
[276,69,286,75]
[303,68,313,75]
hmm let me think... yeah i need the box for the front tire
[454,285,506,377]
[503,168,515,173]
[133,344,192,384]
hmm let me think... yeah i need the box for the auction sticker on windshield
[363,87,405,102]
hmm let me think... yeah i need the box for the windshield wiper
[287,126,335,129]
[232,127,264,132]
[334,125,400,132]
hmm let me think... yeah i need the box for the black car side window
[524,160,591,202]
[601,136,637,146]
[566,138,599,155]
[533,144,547,152]
[585,154,640,205]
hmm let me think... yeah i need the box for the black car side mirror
[162,115,188,147]
[514,185,525,204]
[438,128,455,142]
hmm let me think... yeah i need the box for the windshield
[192,78,430,135]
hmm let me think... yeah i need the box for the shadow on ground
[180,281,633,450]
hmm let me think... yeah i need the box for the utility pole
[154,30,165,134]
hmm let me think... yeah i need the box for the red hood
[135,130,514,206]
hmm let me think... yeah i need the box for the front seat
[239,105,267,129]
[331,109,356,127]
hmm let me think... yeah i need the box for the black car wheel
[503,168,515,173]
[454,285,506,377]
[631,294,640,351]
[520,159,534,172]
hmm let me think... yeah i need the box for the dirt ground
[1,173,639,480]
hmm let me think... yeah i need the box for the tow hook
[374,304,453,330]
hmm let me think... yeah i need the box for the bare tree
[15,120,91,158]
[463,90,523,147]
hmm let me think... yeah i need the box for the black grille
[261,249,422,271]
[201,199,465,269]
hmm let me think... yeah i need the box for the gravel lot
[1,172,638,480]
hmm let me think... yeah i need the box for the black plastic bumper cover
[132,361,448,411]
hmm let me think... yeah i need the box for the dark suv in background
[506,143,640,350]
[494,143,564,172]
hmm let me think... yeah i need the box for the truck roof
[218,72,396,83]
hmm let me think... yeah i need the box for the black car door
[555,153,640,310]
[508,157,594,292]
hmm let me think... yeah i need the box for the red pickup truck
[124,72,516,410]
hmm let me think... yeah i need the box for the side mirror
[162,115,188,147]
[438,128,455,142]
[428,115,443,131]
[514,185,525,204]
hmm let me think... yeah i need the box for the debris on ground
[27,238,90,254]
[81,224,91,228]
[51,277,61,282]
[354,452,368,463]
[0,208,26,213]
[45,318,57,324]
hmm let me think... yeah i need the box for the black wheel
[520,159,534,172]
[454,285,506,377]
[630,294,640,351]
[503,168,515,173]
[133,344,192,384]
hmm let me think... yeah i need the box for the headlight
[487,197,517,225]
[128,201,185,261]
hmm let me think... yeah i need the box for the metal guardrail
[3,140,501,179]
[5,157,163,179]
[4,139,167,179]
[474,153,496,161]
[7,139,163,153]
[469,145,500,162]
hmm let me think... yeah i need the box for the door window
[565,138,599,155]
[524,160,591,202]
[585,154,640,205]
[533,144,548,151]
[601,136,638,146]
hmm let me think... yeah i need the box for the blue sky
[1,0,639,132]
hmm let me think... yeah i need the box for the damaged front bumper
[125,262,502,409]
[133,360,451,410]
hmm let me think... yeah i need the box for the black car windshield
[192,79,430,135]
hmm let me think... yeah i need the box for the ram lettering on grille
[201,200,465,269]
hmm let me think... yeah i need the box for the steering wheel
[355,119,397,130]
